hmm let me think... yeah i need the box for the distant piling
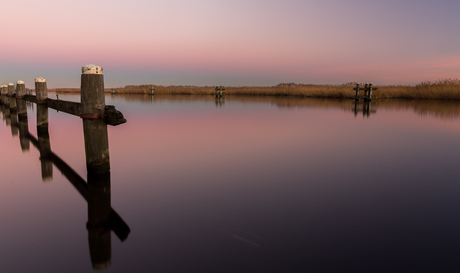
[35,78,49,133]
[8,83,17,111]
[1,85,8,106]
[35,78,52,181]
[16,81,27,121]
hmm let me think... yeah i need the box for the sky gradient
[1,0,459,88]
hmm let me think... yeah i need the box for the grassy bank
[50,79,460,100]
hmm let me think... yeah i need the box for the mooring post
[111,88,115,94]
[8,83,17,112]
[149,86,154,95]
[81,64,112,268]
[81,64,110,174]
[35,78,52,181]
[354,83,360,101]
[0,85,8,106]
[219,86,223,97]
[368,82,373,101]
[36,78,49,133]
[215,86,219,97]
[16,81,27,121]
[363,83,369,102]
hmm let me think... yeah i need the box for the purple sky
[1,0,459,88]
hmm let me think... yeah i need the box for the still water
[1,94,460,272]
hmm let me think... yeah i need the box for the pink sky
[0,0,459,88]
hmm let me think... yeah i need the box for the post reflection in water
[87,172,112,270]
[353,101,376,117]
[0,90,130,271]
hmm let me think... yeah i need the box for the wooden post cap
[35,78,46,83]
[17,81,25,85]
[8,83,14,86]
[82,65,103,75]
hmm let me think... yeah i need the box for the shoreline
[45,79,460,100]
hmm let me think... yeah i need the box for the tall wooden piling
[368,83,373,101]
[36,78,48,132]
[35,78,52,181]
[81,65,110,174]
[2,85,10,106]
[16,81,27,121]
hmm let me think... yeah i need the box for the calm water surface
[1,95,460,272]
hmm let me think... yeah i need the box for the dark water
[1,94,460,272]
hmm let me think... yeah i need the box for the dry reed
[47,79,460,100]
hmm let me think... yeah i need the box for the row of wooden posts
[353,83,378,102]
[0,65,128,270]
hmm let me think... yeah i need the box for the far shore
[45,79,460,100]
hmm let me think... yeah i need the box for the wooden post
[35,78,52,181]
[215,86,219,97]
[81,65,110,174]
[0,85,8,106]
[219,86,223,97]
[16,81,27,121]
[8,83,17,111]
[363,83,369,102]
[87,172,112,270]
[36,78,48,134]
[368,82,373,101]
[354,84,360,101]
[111,88,115,94]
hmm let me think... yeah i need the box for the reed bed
[48,79,460,100]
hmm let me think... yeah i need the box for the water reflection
[353,101,376,117]
[108,94,460,120]
[0,99,130,270]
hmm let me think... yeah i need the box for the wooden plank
[23,94,38,103]
[47,98,81,116]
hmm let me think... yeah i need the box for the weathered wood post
[81,64,112,269]
[111,88,115,94]
[36,78,48,133]
[368,82,373,101]
[353,84,360,101]
[1,86,8,112]
[2,85,10,106]
[81,64,110,174]
[148,86,155,95]
[17,81,30,152]
[363,83,369,101]
[8,83,17,113]
[215,86,219,97]
[36,78,52,181]
[87,172,112,270]
[16,81,27,121]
